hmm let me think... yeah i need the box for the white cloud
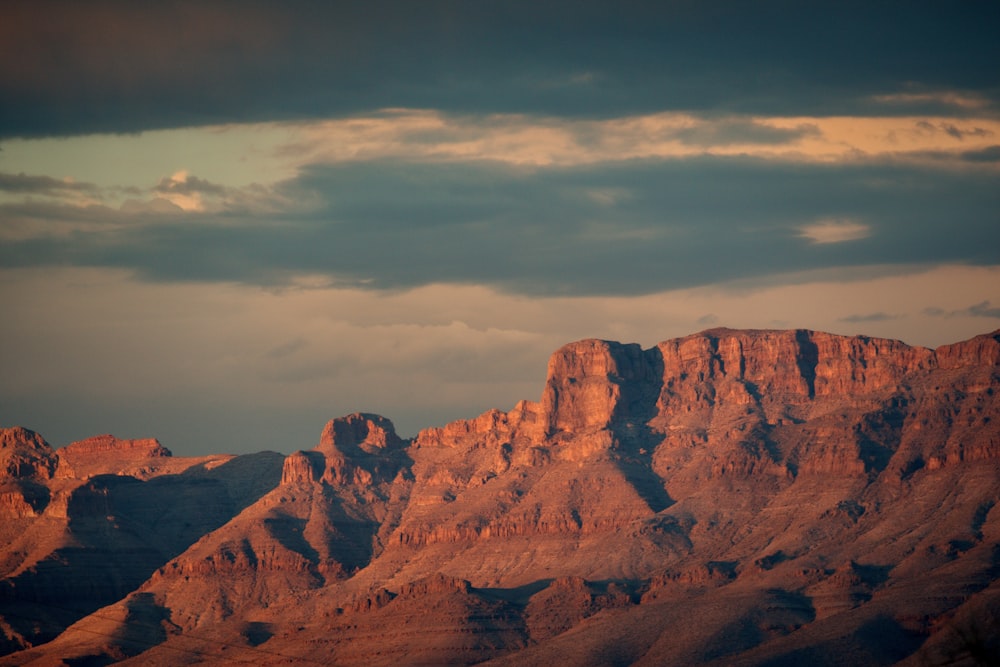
[797,219,871,244]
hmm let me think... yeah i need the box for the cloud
[966,301,1000,319]
[2,2,999,138]
[696,314,720,326]
[797,219,871,245]
[119,198,186,215]
[154,171,228,197]
[839,312,901,323]
[0,167,271,241]
[915,120,994,140]
[872,90,992,111]
[284,111,1000,168]
[3,3,999,461]
[923,301,1000,319]
[2,263,997,454]
[3,156,998,296]
[0,171,98,194]
[0,171,106,211]
[960,145,1000,163]
[943,125,992,140]
[152,170,230,211]
[673,119,820,147]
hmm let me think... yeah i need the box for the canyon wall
[1,328,998,666]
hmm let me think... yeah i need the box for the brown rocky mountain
[1,328,998,666]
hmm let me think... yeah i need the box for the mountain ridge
[1,327,998,665]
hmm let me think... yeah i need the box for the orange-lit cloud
[153,170,206,212]
[285,110,1000,168]
[3,106,996,222]
[797,219,871,244]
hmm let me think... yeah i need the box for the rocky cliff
[0,430,284,654]
[1,328,998,666]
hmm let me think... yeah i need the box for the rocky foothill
[1,328,998,666]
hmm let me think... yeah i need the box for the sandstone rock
[60,433,172,458]
[934,329,1000,368]
[396,572,472,598]
[0,448,284,654]
[542,339,659,435]
[280,450,321,485]
[56,433,172,479]
[0,427,56,480]
[316,413,409,487]
[3,328,999,667]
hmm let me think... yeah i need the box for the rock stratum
[1,328,999,666]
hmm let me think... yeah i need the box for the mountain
[1,328,998,666]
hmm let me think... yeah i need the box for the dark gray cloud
[967,301,1000,318]
[961,145,1000,162]
[3,156,997,296]
[2,0,999,138]
[674,120,819,147]
[916,120,995,140]
[839,312,902,323]
[906,145,1000,164]
[924,301,1000,319]
[943,125,992,140]
[0,171,98,194]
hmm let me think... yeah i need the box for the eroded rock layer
[1,328,998,666]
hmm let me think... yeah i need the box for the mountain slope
[2,328,998,666]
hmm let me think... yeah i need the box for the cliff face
[2,328,999,666]
[0,427,56,481]
[0,432,284,654]
[54,434,173,480]
[0,428,57,529]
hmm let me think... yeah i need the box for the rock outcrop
[0,427,56,481]
[1,328,999,666]
[0,429,57,528]
[55,434,173,479]
[0,436,284,654]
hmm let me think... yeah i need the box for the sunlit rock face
[0,427,56,481]
[1,329,998,666]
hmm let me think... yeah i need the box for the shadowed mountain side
[1,328,999,666]
[0,436,284,654]
[56,413,419,648]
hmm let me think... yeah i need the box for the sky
[1,0,999,456]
